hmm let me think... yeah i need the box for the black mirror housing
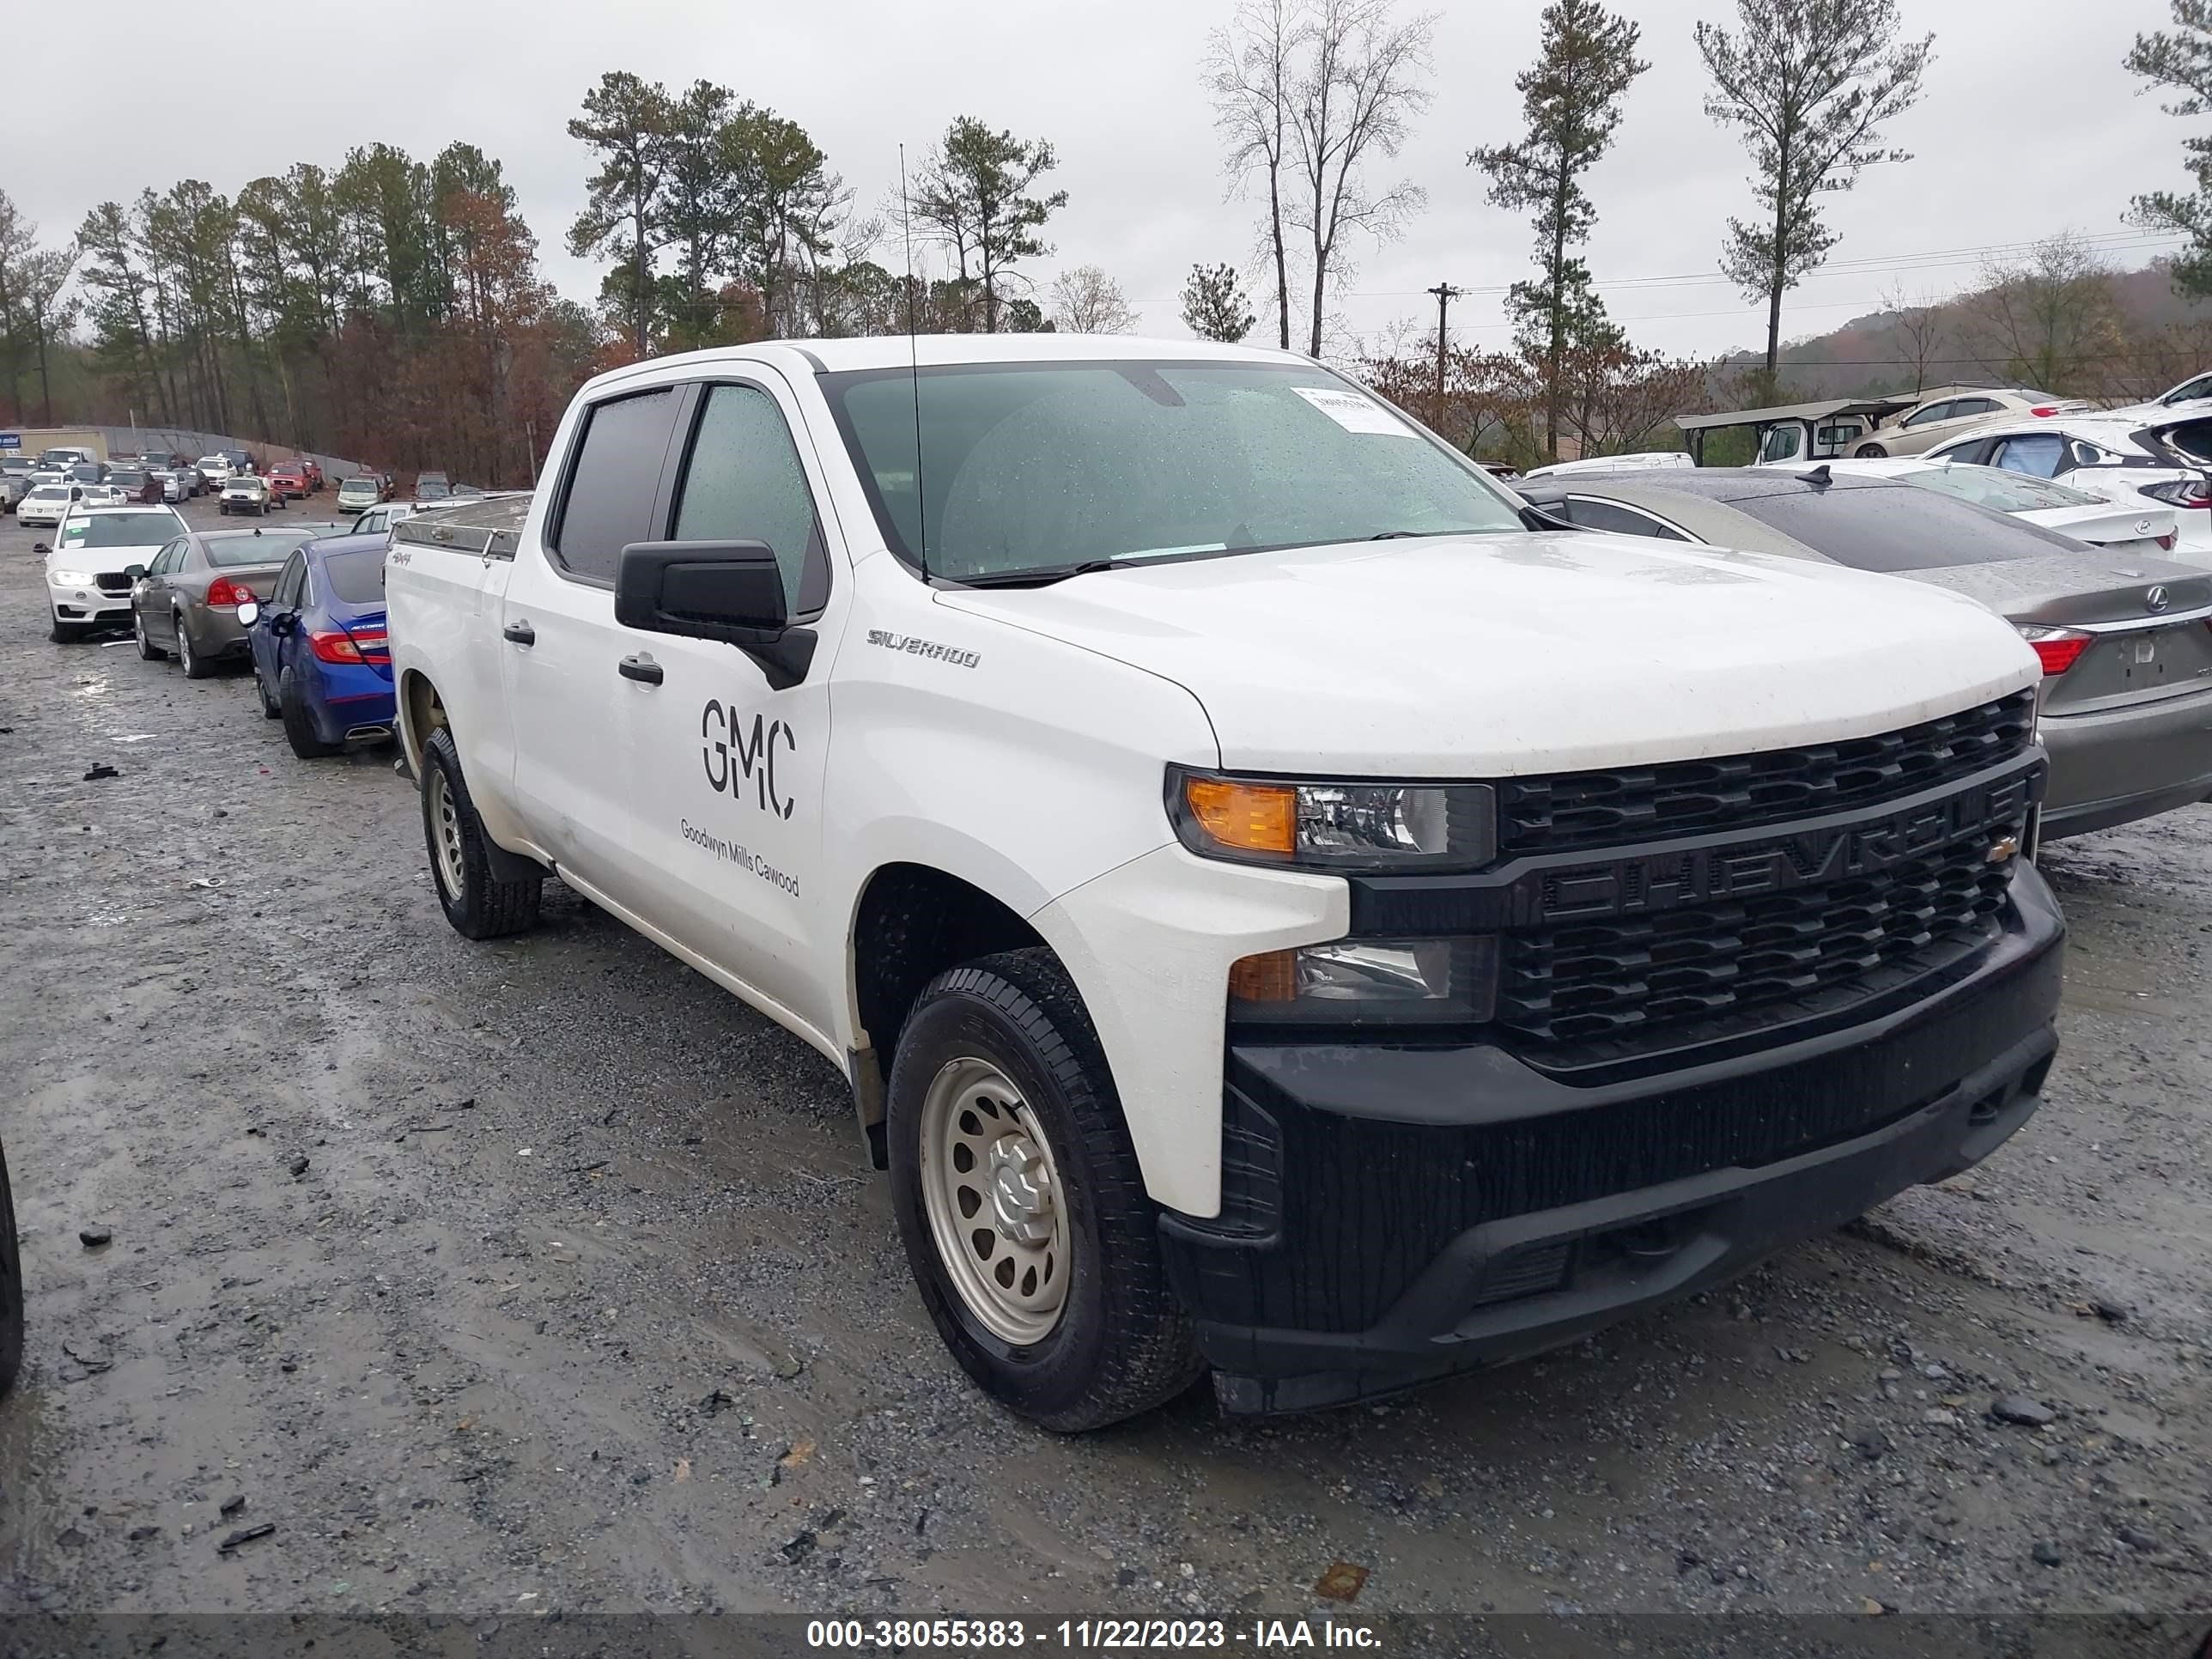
[615,540,814,689]
[125,563,147,581]
[617,540,787,641]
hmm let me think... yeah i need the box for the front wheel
[254,664,282,719]
[887,949,1202,1431]
[420,727,542,939]
[0,1139,21,1395]
[135,611,166,660]
[48,612,88,644]
[1854,442,1887,459]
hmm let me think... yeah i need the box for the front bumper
[50,586,133,623]
[2040,688,2212,837]
[1164,866,2065,1414]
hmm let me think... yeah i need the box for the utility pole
[1425,283,1463,406]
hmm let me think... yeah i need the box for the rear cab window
[1723,484,2057,572]
[549,386,682,583]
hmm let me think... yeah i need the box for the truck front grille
[1497,690,2036,856]
[1498,826,2015,1048]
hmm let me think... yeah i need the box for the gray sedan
[1517,467,2212,839]
[129,523,343,679]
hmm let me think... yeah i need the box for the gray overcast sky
[6,0,2196,359]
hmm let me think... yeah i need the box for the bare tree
[1050,264,1140,333]
[1960,232,2125,398]
[1696,0,1932,386]
[1286,0,1435,356]
[20,245,79,424]
[1880,280,1944,393]
[1205,0,1300,349]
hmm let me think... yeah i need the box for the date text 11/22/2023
[804,1620,1382,1650]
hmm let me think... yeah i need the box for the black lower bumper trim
[1164,867,2065,1415]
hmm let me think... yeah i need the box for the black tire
[420,727,542,939]
[176,615,214,680]
[134,611,167,660]
[254,663,282,719]
[1854,442,1887,459]
[0,1139,21,1397]
[887,948,1203,1431]
[218,504,230,516]
[279,666,341,758]
[48,613,88,644]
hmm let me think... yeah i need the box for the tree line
[9,0,2212,475]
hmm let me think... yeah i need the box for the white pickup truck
[388,335,2065,1429]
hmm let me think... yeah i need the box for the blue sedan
[240,532,394,759]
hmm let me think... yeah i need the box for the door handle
[502,621,535,647]
[617,654,663,685]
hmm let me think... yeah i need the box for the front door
[621,374,842,1029]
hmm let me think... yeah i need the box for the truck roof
[580,332,1310,401]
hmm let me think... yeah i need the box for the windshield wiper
[945,558,1141,588]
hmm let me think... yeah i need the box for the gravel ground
[0,493,2208,1626]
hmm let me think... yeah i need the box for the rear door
[618,372,842,1021]
[499,381,684,909]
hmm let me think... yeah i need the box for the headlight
[1229,937,1499,1026]
[48,568,94,586]
[1166,767,1496,872]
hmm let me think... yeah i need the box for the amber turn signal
[1182,776,1297,856]
[1228,950,1298,1002]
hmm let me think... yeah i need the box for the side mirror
[32,542,49,556]
[616,540,814,689]
[125,563,147,582]
[235,601,260,627]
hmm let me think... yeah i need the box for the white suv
[45,504,186,641]
[387,336,2066,1427]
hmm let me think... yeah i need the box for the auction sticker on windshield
[1291,385,1413,436]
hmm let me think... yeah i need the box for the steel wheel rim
[918,1056,1070,1346]
[427,766,467,899]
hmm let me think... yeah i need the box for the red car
[294,457,325,493]
[265,465,308,501]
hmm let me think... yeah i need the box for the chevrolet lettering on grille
[1535,772,2038,923]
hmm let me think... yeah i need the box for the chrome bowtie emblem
[2147,585,2170,612]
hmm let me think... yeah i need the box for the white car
[74,483,128,508]
[149,468,190,503]
[1924,411,2212,564]
[1817,458,2179,557]
[1856,386,2092,459]
[17,483,79,528]
[220,474,278,516]
[1519,451,1694,480]
[386,332,2064,1427]
[45,504,186,641]
[196,455,235,489]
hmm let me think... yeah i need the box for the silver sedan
[129,523,342,680]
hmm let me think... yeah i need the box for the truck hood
[934,531,2041,775]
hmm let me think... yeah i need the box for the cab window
[550,386,681,583]
[670,382,830,615]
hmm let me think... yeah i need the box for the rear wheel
[176,616,214,680]
[888,949,1202,1431]
[279,666,341,758]
[420,727,542,939]
[0,1139,21,1396]
[134,611,166,661]
[1854,442,1887,459]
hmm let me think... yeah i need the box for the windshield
[821,361,1527,582]
[322,547,386,604]
[415,479,453,499]
[59,512,182,549]
[27,486,69,501]
[1900,467,2103,512]
[204,529,317,567]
